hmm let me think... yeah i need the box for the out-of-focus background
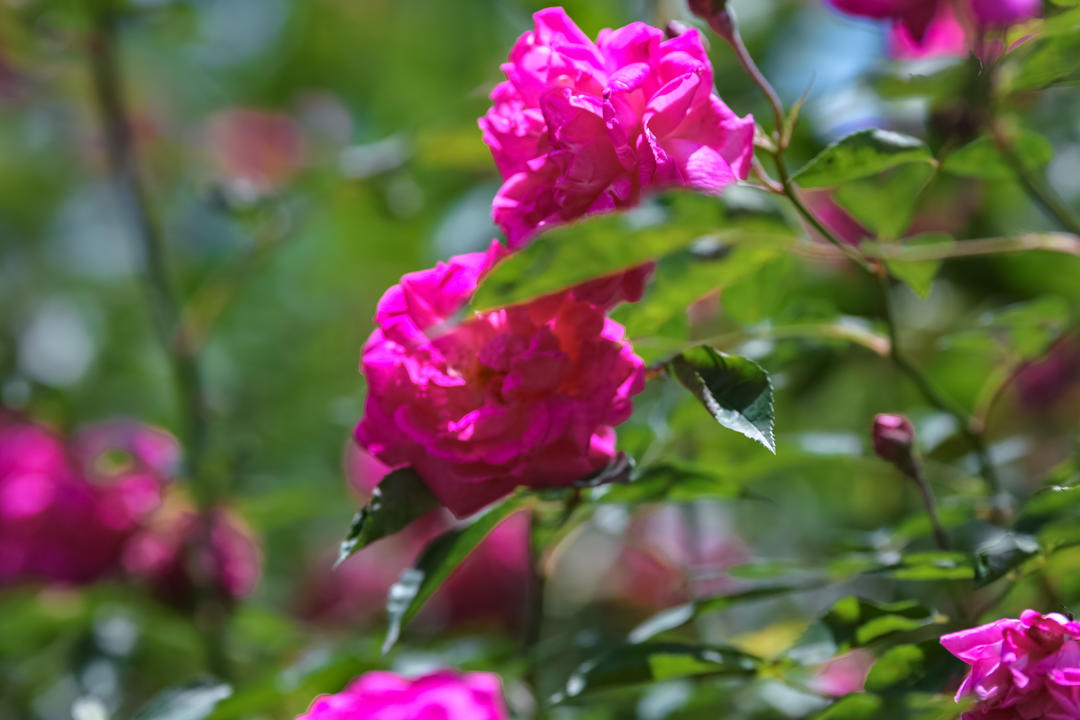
[1,0,1078,718]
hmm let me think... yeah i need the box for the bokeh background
[1,0,1078,718]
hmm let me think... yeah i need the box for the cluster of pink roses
[353,6,754,518]
[0,413,260,605]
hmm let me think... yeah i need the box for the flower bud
[872,413,917,476]
[687,0,734,37]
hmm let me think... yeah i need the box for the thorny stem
[910,463,951,554]
[85,1,229,678]
[525,508,549,718]
[708,9,1005,499]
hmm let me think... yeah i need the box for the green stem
[877,273,1002,496]
[84,0,228,678]
[994,127,1080,236]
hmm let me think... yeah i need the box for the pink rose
[889,4,968,59]
[970,0,1041,26]
[479,7,754,248]
[941,610,1080,720]
[811,649,875,697]
[297,671,509,720]
[123,492,261,607]
[354,241,646,517]
[0,415,157,585]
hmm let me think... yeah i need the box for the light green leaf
[668,347,776,453]
[834,164,935,240]
[941,131,1053,180]
[336,468,440,566]
[559,642,759,700]
[792,129,935,188]
[886,233,954,298]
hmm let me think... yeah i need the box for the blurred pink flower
[297,671,508,720]
[803,190,871,247]
[827,0,1041,58]
[812,649,875,697]
[354,241,645,517]
[479,7,754,248]
[297,510,532,632]
[206,108,306,197]
[1013,337,1080,411]
[607,505,750,610]
[941,610,1080,720]
[889,5,968,59]
[0,415,168,586]
[123,492,261,607]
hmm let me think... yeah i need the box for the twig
[877,272,1002,495]
[993,125,1080,236]
[84,1,228,677]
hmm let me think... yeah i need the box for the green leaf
[621,234,791,355]
[792,129,935,188]
[818,597,941,651]
[865,645,926,692]
[134,681,232,720]
[628,580,828,643]
[973,533,1040,586]
[559,642,759,700]
[814,694,884,720]
[383,493,534,652]
[941,131,1054,180]
[834,164,934,240]
[468,192,750,313]
[589,460,742,505]
[336,468,440,566]
[1008,29,1080,91]
[885,233,954,298]
[668,346,776,454]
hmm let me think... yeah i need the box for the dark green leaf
[814,694,884,720]
[819,596,941,650]
[383,493,534,652]
[134,681,232,720]
[941,131,1054,180]
[336,468,440,566]
[792,130,935,188]
[628,580,828,643]
[886,233,953,298]
[590,460,742,505]
[668,347,775,453]
[973,533,1040,586]
[558,642,759,700]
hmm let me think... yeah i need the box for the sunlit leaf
[668,347,776,453]
[886,233,953,298]
[834,164,934,240]
[134,681,232,720]
[792,130,935,188]
[941,131,1053,180]
[558,642,759,700]
[590,460,742,505]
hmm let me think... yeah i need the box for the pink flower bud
[872,413,917,474]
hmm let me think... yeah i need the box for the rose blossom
[354,241,646,517]
[297,671,508,720]
[0,415,167,585]
[479,7,754,248]
[941,610,1080,720]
